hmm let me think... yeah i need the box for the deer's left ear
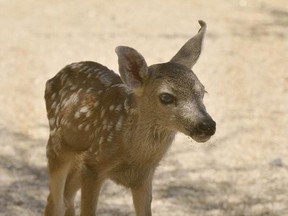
[115,46,149,89]
[170,20,207,69]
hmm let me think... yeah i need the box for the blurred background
[0,0,287,215]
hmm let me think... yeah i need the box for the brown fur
[44,20,216,216]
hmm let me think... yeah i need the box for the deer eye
[159,93,175,105]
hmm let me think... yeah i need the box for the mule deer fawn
[44,20,216,216]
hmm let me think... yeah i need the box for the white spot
[95,71,104,78]
[56,117,60,127]
[86,111,92,118]
[100,109,106,119]
[85,124,90,131]
[81,65,90,73]
[46,81,53,92]
[51,93,57,100]
[86,88,94,93]
[51,101,57,109]
[111,83,125,88]
[70,63,76,69]
[107,133,113,142]
[74,111,81,118]
[69,93,79,104]
[94,151,100,161]
[116,116,124,131]
[78,124,83,130]
[88,67,96,73]
[129,108,136,114]
[70,63,82,70]
[99,137,104,145]
[87,73,92,78]
[97,90,103,95]
[115,104,122,112]
[61,73,68,81]
[66,79,73,87]
[60,118,71,127]
[93,120,98,126]
[124,98,129,112]
[61,98,68,107]
[94,101,99,108]
[106,123,113,131]
[55,104,60,115]
[100,75,112,86]
[79,106,89,113]
[60,118,69,126]
[70,85,77,91]
[49,117,56,126]
[50,128,56,136]
[109,105,115,111]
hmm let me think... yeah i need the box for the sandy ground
[0,0,287,215]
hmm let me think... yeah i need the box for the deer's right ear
[115,46,149,89]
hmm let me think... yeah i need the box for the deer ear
[170,20,207,69]
[115,46,149,89]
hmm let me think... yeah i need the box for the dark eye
[159,93,175,105]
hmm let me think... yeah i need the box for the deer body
[45,21,216,216]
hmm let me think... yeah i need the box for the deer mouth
[186,124,216,143]
[182,128,213,143]
[190,133,212,143]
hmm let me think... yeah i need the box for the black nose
[195,119,216,136]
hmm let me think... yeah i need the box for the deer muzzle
[189,116,216,143]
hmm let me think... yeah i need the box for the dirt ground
[0,0,287,215]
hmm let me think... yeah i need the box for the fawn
[44,20,216,216]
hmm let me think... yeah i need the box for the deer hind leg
[80,158,106,216]
[64,166,81,216]
[45,137,72,216]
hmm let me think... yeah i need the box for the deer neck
[123,103,176,166]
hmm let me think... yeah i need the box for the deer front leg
[131,173,153,216]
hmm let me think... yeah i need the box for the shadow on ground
[0,128,48,215]
[154,166,284,216]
